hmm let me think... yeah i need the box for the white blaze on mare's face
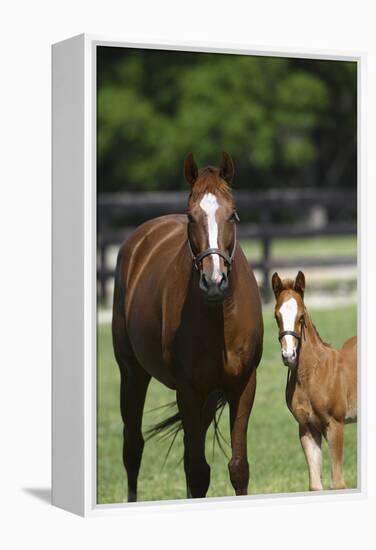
[279,297,298,355]
[199,193,222,282]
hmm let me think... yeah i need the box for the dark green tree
[97,48,356,192]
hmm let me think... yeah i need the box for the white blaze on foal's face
[279,297,298,357]
[199,193,222,282]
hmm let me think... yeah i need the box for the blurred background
[97,46,357,306]
[96,47,357,504]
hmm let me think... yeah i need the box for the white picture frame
[52,33,366,517]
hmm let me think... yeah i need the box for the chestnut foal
[272,271,357,491]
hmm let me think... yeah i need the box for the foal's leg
[119,362,151,502]
[299,424,323,491]
[326,419,346,490]
[227,367,257,496]
[178,389,216,498]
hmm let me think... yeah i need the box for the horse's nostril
[199,273,209,291]
[282,349,296,360]
[219,273,228,291]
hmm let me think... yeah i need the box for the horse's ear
[219,152,234,185]
[294,271,306,297]
[184,152,198,187]
[272,272,283,298]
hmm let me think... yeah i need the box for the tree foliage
[97,48,356,192]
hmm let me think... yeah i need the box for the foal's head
[272,271,306,369]
[184,152,239,304]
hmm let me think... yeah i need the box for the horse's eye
[229,211,240,223]
[187,213,195,223]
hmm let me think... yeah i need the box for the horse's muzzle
[199,272,229,303]
[281,350,298,369]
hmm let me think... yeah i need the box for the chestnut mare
[112,153,263,501]
[272,271,357,491]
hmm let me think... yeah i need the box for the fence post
[99,241,107,305]
[261,236,271,302]
[98,207,110,306]
[260,208,271,302]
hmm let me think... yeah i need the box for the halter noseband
[278,316,306,342]
[187,223,237,274]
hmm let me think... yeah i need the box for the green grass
[97,304,357,504]
[240,235,356,262]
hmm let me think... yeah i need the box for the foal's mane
[189,167,234,205]
[281,279,295,291]
[308,316,331,348]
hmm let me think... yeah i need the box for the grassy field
[240,235,356,262]
[97,303,357,504]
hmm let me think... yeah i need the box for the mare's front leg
[178,388,216,499]
[227,367,257,495]
[299,424,323,491]
[326,419,346,489]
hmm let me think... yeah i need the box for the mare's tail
[145,393,228,461]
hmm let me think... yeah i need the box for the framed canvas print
[52,34,365,516]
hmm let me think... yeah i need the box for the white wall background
[0,1,375,548]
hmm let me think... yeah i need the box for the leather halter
[278,316,306,342]
[187,221,237,274]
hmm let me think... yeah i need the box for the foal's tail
[145,393,228,461]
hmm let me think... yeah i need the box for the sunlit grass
[240,236,356,262]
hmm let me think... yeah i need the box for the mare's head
[184,152,239,304]
[272,271,306,369]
